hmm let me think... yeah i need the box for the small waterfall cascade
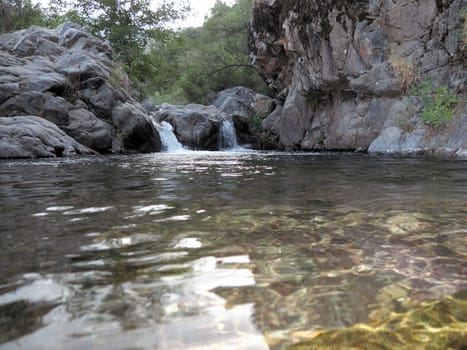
[218,119,239,150]
[154,120,184,152]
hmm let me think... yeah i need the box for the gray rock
[57,22,113,59]
[207,86,272,145]
[0,23,157,158]
[254,93,275,116]
[80,80,116,120]
[259,104,284,150]
[6,26,64,58]
[248,0,466,156]
[349,62,401,96]
[368,127,403,154]
[55,49,110,79]
[0,116,95,158]
[155,104,223,150]
[65,109,112,153]
[112,102,162,154]
[208,86,255,119]
[0,91,72,126]
[279,87,311,149]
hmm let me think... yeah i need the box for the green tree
[47,0,189,93]
[151,0,269,104]
[0,0,47,33]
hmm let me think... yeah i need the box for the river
[0,151,466,349]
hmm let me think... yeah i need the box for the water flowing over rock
[0,23,161,158]
[249,0,467,156]
[152,104,225,150]
[155,121,185,152]
[218,119,240,150]
[208,86,275,146]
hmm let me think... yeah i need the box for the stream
[0,151,466,349]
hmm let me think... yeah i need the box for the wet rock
[0,116,95,158]
[112,103,162,154]
[207,87,258,145]
[154,104,223,150]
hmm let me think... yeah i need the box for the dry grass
[389,55,417,94]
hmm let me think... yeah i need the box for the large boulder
[249,0,467,156]
[154,104,224,150]
[0,23,158,158]
[0,116,95,158]
[207,86,275,146]
[112,103,162,154]
[64,108,112,153]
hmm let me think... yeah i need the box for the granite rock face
[249,0,467,156]
[0,23,161,158]
[0,116,95,158]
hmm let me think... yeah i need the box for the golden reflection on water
[288,292,467,350]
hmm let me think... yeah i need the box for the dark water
[0,151,466,349]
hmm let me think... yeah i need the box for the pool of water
[0,151,466,349]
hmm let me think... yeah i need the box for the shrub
[389,55,417,93]
[252,113,267,131]
[411,81,459,127]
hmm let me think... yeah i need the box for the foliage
[150,0,269,104]
[411,80,459,127]
[252,113,267,131]
[0,0,47,33]
[46,0,189,94]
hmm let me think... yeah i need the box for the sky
[34,0,236,28]
[171,0,236,28]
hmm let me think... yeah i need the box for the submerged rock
[249,0,467,156]
[0,23,160,158]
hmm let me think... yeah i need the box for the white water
[155,121,185,152]
[219,119,239,150]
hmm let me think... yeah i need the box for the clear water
[0,152,466,349]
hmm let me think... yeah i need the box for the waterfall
[154,120,184,152]
[218,119,239,150]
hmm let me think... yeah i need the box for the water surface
[0,152,466,349]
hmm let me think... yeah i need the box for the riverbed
[1,151,466,349]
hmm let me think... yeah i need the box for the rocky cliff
[0,23,161,158]
[249,0,467,156]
